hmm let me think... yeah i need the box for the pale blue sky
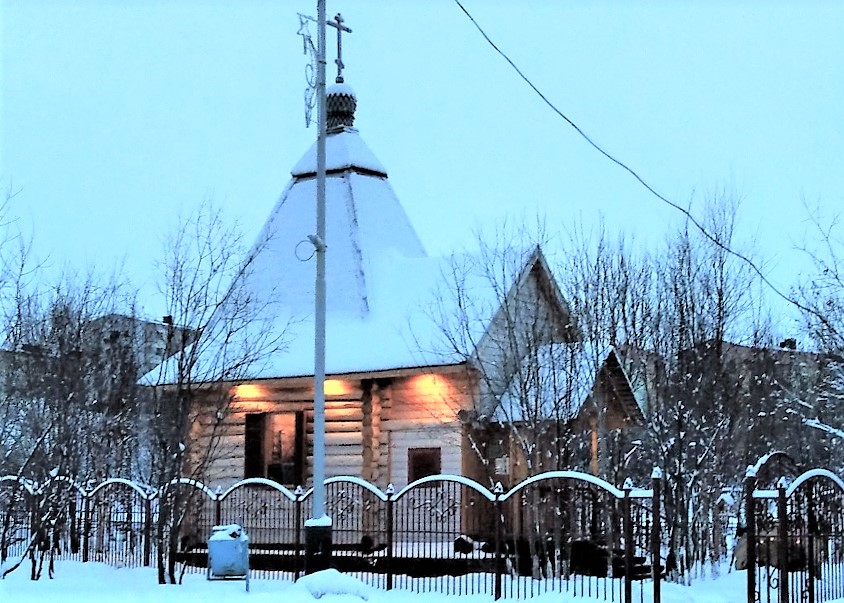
[2,1,843,324]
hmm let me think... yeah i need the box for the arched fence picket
[85,479,149,567]
[0,476,36,564]
[1,469,664,603]
[390,475,497,595]
[744,468,844,603]
[217,478,300,579]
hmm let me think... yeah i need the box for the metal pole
[294,487,303,580]
[386,485,394,590]
[745,467,757,603]
[777,478,789,603]
[82,494,91,564]
[314,0,327,526]
[623,479,633,603]
[652,467,662,603]
[143,497,152,567]
[305,0,332,574]
[494,483,503,600]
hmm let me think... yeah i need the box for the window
[245,411,306,485]
[267,412,306,486]
[244,413,267,478]
[408,447,441,483]
[487,439,510,477]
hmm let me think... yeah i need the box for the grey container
[207,524,250,592]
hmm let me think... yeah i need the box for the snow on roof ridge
[291,129,387,177]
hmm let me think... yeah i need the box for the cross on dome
[327,13,352,84]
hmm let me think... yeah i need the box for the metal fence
[744,468,844,603]
[0,471,663,602]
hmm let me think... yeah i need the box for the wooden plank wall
[384,371,475,487]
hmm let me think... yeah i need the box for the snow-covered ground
[0,561,747,603]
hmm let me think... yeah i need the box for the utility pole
[303,0,331,573]
[297,2,351,575]
[299,0,352,574]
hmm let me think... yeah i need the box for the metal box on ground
[207,523,250,592]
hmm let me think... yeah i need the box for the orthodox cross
[327,13,352,84]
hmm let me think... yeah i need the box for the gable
[492,344,643,427]
[470,248,579,414]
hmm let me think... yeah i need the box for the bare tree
[558,221,656,483]
[558,194,782,579]
[1,265,143,579]
[424,223,583,478]
[422,222,599,579]
[795,200,844,467]
[644,195,778,579]
[143,200,289,584]
[797,201,844,351]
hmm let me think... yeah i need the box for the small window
[408,447,442,483]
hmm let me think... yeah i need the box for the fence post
[386,484,394,591]
[623,478,633,603]
[82,493,91,564]
[214,486,222,527]
[745,467,758,603]
[294,486,304,581]
[28,485,39,579]
[807,531,816,603]
[69,493,79,555]
[807,489,816,603]
[143,496,152,567]
[777,477,789,603]
[493,482,503,601]
[651,468,662,603]
[28,486,39,569]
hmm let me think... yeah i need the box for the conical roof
[246,85,426,321]
[219,85,450,378]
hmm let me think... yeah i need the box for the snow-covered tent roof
[246,84,426,321]
[231,85,450,377]
[143,85,574,385]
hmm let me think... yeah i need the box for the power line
[452,0,822,323]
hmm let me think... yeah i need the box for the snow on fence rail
[3,469,663,602]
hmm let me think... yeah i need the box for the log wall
[194,368,478,490]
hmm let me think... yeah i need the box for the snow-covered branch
[804,417,844,440]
